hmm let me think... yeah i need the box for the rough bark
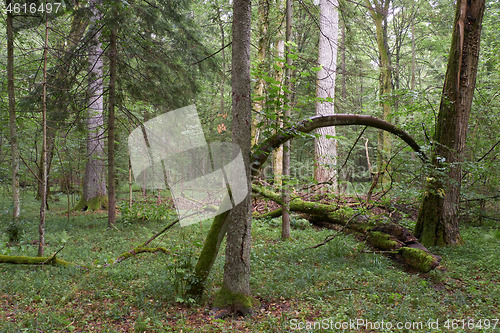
[39,14,49,257]
[273,35,284,187]
[76,0,107,211]
[6,0,20,221]
[415,0,486,246]
[107,22,117,227]
[314,0,339,187]
[213,0,259,314]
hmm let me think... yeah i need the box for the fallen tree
[189,114,430,297]
[252,184,441,273]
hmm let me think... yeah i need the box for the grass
[0,189,498,332]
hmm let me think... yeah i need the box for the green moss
[398,247,437,273]
[73,195,108,211]
[0,254,82,268]
[189,211,230,297]
[213,286,260,314]
[367,231,399,250]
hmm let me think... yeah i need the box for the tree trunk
[251,0,269,148]
[314,0,339,188]
[107,20,118,227]
[213,0,259,315]
[365,0,392,183]
[273,37,284,187]
[6,0,20,221]
[281,0,293,240]
[39,14,49,257]
[76,0,107,211]
[415,0,486,247]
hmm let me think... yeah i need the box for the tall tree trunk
[107,20,118,227]
[365,0,392,183]
[415,0,486,247]
[77,0,107,211]
[411,20,416,91]
[39,14,49,257]
[6,0,20,221]
[281,0,293,240]
[273,38,284,186]
[314,0,339,188]
[340,18,347,102]
[213,0,258,315]
[251,0,269,148]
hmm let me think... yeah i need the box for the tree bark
[281,0,293,240]
[6,0,20,221]
[213,0,259,314]
[314,0,339,187]
[107,20,118,227]
[365,0,392,183]
[39,14,49,257]
[77,0,107,211]
[415,0,486,246]
[251,0,269,148]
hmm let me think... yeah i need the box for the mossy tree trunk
[365,0,392,184]
[415,0,486,247]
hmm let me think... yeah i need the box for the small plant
[166,250,199,305]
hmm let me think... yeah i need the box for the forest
[0,0,498,331]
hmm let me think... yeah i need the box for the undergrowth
[0,190,498,332]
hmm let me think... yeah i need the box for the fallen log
[252,185,441,273]
[0,254,84,268]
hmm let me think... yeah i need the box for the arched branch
[251,114,427,176]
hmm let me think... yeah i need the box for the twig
[42,245,65,264]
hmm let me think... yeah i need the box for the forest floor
[0,189,498,332]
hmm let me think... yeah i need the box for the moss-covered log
[398,247,440,273]
[253,186,441,273]
[253,207,282,219]
[0,254,84,268]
